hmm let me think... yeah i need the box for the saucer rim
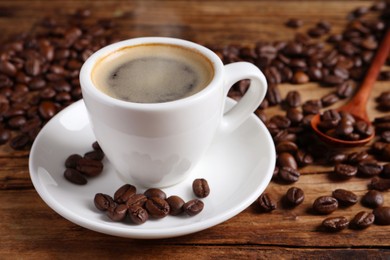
[29,99,275,239]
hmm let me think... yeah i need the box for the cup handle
[220,62,267,134]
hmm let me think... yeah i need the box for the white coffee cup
[80,37,267,187]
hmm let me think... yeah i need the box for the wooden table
[1,1,389,258]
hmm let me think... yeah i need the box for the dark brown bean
[351,211,375,229]
[332,189,358,206]
[285,187,304,206]
[64,168,87,185]
[313,196,338,214]
[84,150,105,161]
[322,216,349,232]
[361,190,384,208]
[125,194,147,208]
[183,199,204,216]
[285,91,301,108]
[76,158,103,177]
[334,163,357,178]
[106,204,128,222]
[10,134,30,150]
[65,154,82,168]
[166,195,185,216]
[94,193,116,211]
[192,178,210,198]
[114,184,137,204]
[257,193,277,212]
[277,152,298,169]
[128,206,148,224]
[357,161,383,176]
[38,101,57,120]
[278,166,300,183]
[145,197,170,218]
[144,188,167,200]
[373,207,390,225]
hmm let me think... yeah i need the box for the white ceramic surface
[29,99,275,239]
[80,37,268,187]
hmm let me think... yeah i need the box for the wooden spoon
[311,28,390,147]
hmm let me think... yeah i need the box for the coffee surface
[92,44,213,103]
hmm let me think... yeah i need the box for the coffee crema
[92,43,214,103]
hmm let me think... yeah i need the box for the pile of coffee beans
[63,141,104,185]
[94,179,209,224]
[0,10,121,150]
[317,109,374,141]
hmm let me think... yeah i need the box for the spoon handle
[340,28,390,121]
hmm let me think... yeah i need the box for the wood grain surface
[0,1,389,259]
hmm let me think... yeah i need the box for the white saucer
[29,99,275,239]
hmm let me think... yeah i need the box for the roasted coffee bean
[266,84,282,105]
[292,71,309,84]
[322,75,344,86]
[38,101,57,120]
[125,193,147,208]
[286,108,303,124]
[64,168,87,185]
[334,163,357,178]
[270,115,291,129]
[64,154,82,168]
[355,120,374,137]
[192,178,210,198]
[302,100,322,115]
[166,195,185,216]
[94,193,116,211]
[144,188,167,200]
[276,141,298,154]
[327,153,348,165]
[373,207,390,225]
[332,189,358,206]
[92,141,102,151]
[114,184,136,204]
[277,152,298,169]
[357,160,383,176]
[128,206,148,224]
[9,134,30,150]
[84,150,105,161]
[183,199,204,216]
[336,80,355,98]
[273,130,297,143]
[295,149,314,166]
[106,204,128,222]
[313,196,338,214]
[369,177,390,191]
[285,91,301,108]
[350,211,375,229]
[285,18,303,28]
[322,216,349,232]
[361,190,384,208]
[321,93,339,107]
[347,151,369,164]
[285,187,304,206]
[76,158,103,177]
[257,193,277,212]
[145,197,170,218]
[278,166,300,183]
[335,118,354,136]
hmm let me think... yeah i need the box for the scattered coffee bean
[373,207,390,225]
[128,206,149,225]
[322,216,349,232]
[106,204,128,222]
[369,177,390,191]
[361,190,384,208]
[350,211,375,229]
[332,189,358,206]
[183,199,204,216]
[278,166,300,183]
[145,197,170,219]
[94,193,116,211]
[166,195,185,216]
[125,194,147,208]
[334,163,357,178]
[144,188,167,200]
[257,193,277,212]
[63,168,87,185]
[114,184,136,204]
[76,158,103,177]
[192,178,210,198]
[277,152,298,169]
[357,160,383,176]
[285,187,304,206]
[64,154,82,168]
[313,196,338,214]
[84,150,105,161]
